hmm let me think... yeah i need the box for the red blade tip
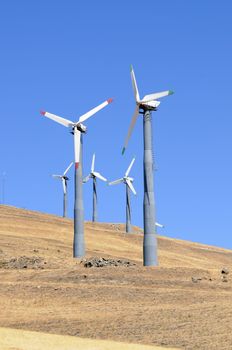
[40,110,46,116]
[107,98,113,104]
[75,162,79,169]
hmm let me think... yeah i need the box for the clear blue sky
[1,1,232,249]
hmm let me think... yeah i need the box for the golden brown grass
[0,205,232,350]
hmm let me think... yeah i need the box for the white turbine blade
[122,105,139,155]
[142,90,174,103]
[74,129,81,169]
[62,178,66,194]
[52,174,62,179]
[41,111,74,128]
[91,153,95,173]
[125,157,135,177]
[126,179,136,195]
[78,98,113,123]
[93,172,107,182]
[63,162,73,176]
[130,65,140,102]
[156,222,164,228]
[83,174,91,183]
[108,178,124,186]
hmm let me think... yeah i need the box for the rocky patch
[80,257,136,268]
[0,256,46,269]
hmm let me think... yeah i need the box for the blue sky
[1,1,232,248]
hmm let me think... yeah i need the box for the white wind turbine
[52,162,73,218]
[122,65,173,266]
[41,98,113,258]
[109,157,136,233]
[83,153,107,222]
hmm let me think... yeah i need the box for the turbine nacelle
[75,123,87,133]
[124,176,133,183]
[139,100,160,110]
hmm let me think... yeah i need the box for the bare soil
[0,205,232,349]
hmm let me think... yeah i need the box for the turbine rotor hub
[73,123,87,133]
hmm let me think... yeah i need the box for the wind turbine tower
[109,157,136,233]
[52,162,73,218]
[122,66,173,266]
[83,153,107,222]
[41,98,112,258]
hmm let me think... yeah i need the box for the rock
[192,277,202,283]
[80,257,136,268]
[221,268,229,275]
[222,276,228,282]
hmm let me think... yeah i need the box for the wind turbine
[122,65,173,266]
[41,98,113,258]
[83,153,107,222]
[109,157,136,233]
[52,162,73,218]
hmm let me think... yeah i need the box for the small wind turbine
[109,157,136,233]
[52,162,73,218]
[83,153,107,222]
[41,98,113,258]
[122,65,173,266]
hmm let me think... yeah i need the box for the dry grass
[0,327,178,350]
[0,205,232,350]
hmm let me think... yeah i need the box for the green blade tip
[169,90,174,95]
[130,64,133,72]
[122,147,126,155]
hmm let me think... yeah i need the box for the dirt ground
[0,205,232,350]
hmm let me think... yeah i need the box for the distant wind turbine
[83,153,107,222]
[41,98,113,258]
[109,157,136,233]
[122,65,173,266]
[52,162,73,218]
[1,172,6,205]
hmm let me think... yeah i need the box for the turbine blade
[126,179,136,195]
[93,172,107,182]
[78,98,113,123]
[108,178,124,186]
[130,65,140,102]
[63,162,73,176]
[125,157,135,177]
[156,222,164,228]
[52,174,62,178]
[83,174,91,183]
[122,106,139,155]
[142,90,174,103]
[91,153,95,173]
[41,111,74,128]
[74,130,81,169]
[62,178,66,194]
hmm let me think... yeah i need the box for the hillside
[0,205,232,349]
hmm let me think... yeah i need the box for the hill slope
[0,205,232,350]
